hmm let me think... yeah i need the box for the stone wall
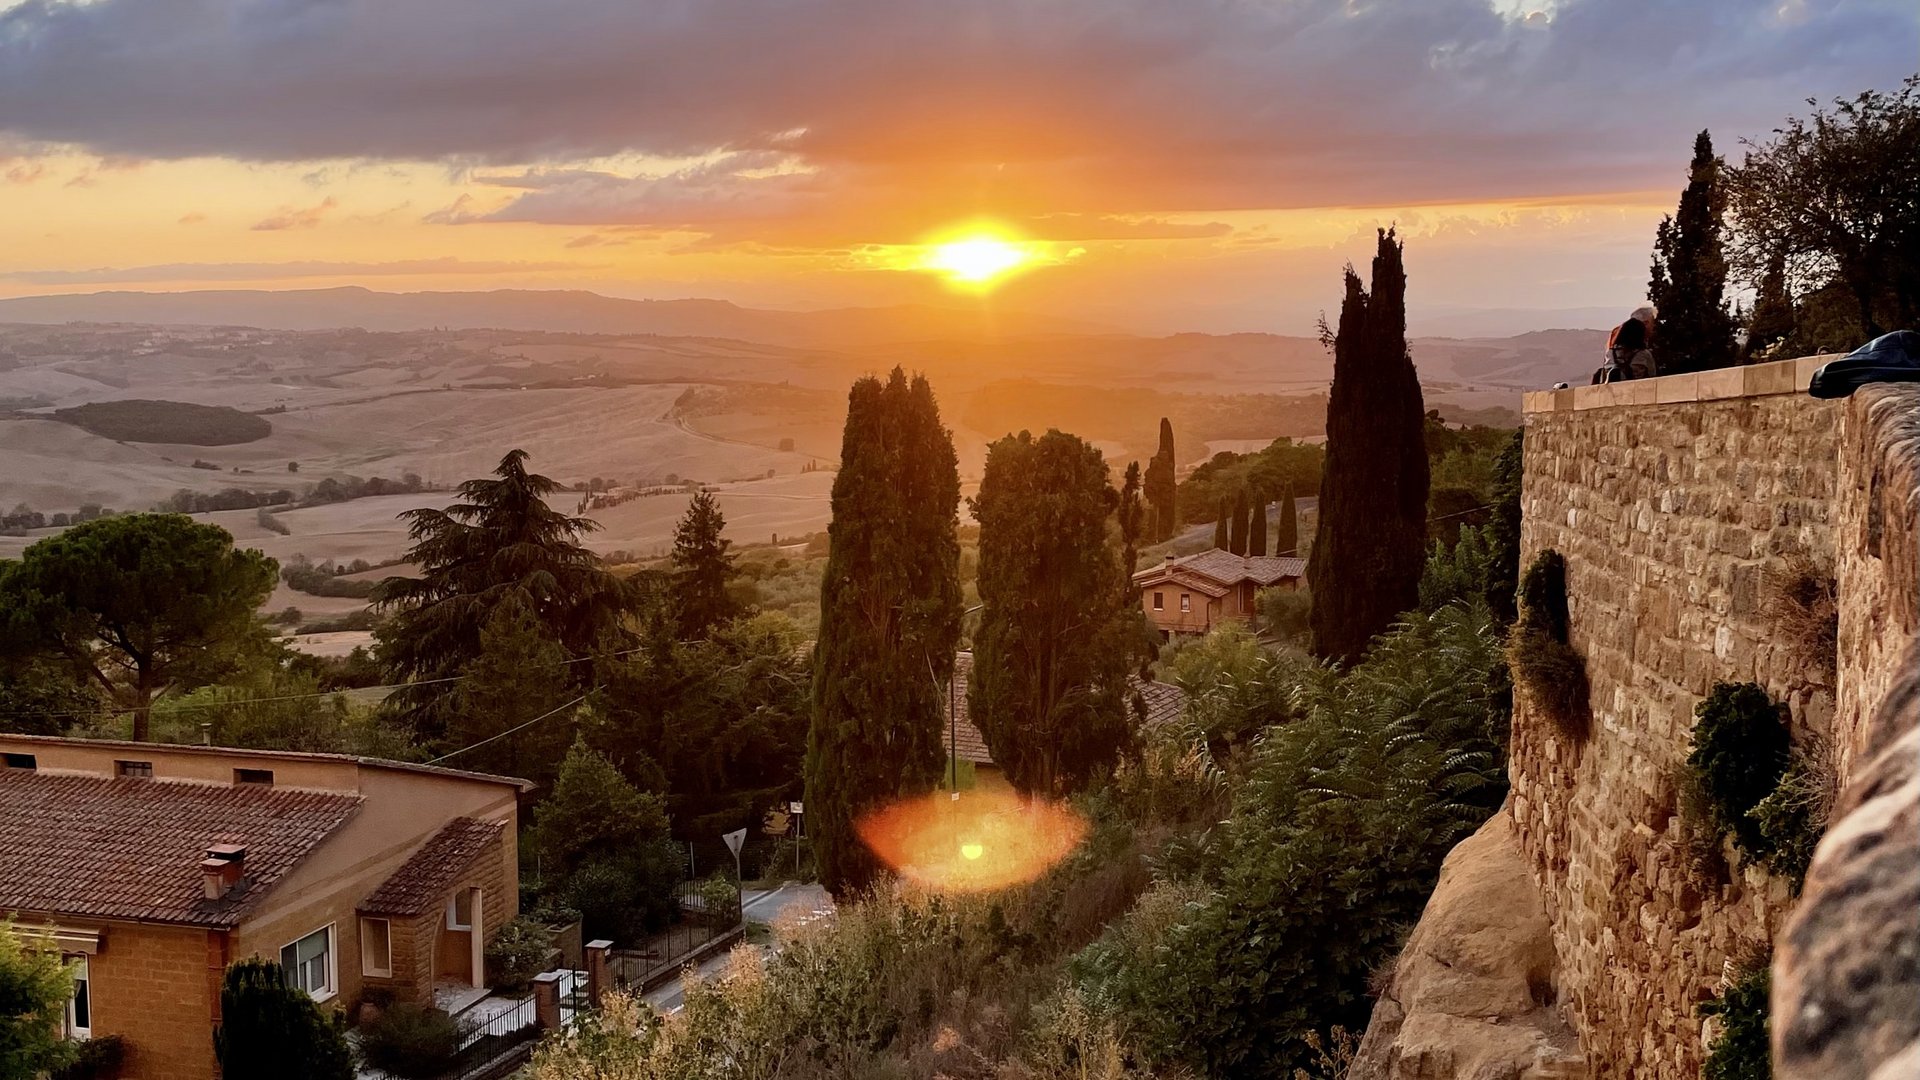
[1833,384,1920,774]
[1504,359,1917,1078]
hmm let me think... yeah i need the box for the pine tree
[805,369,962,895]
[1309,229,1430,664]
[1213,501,1229,550]
[214,959,353,1080]
[1144,418,1179,542]
[376,450,631,739]
[1228,490,1249,555]
[669,489,740,639]
[1742,251,1796,362]
[1248,490,1268,556]
[1276,482,1298,557]
[1649,130,1738,373]
[970,429,1133,795]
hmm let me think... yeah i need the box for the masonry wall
[1505,356,1920,1078]
[85,921,225,1080]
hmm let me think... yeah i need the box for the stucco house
[0,735,529,1080]
[1131,549,1307,636]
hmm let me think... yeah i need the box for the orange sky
[1,0,1913,333]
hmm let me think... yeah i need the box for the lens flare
[856,788,1087,893]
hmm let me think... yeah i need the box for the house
[0,735,531,1080]
[1132,549,1307,636]
[940,651,1188,778]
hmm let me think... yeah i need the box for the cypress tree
[1248,490,1268,556]
[1228,490,1249,555]
[1144,417,1178,541]
[805,368,962,896]
[970,429,1132,795]
[1276,482,1298,556]
[669,489,740,639]
[214,959,353,1080]
[1742,251,1796,362]
[1649,130,1738,373]
[1119,461,1145,581]
[1213,501,1230,550]
[1309,229,1429,664]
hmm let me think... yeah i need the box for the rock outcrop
[1350,811,1586,1080]
[1773,642,1920,1080]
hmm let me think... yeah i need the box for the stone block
[1745,359,1797,397]
[1656,373,1701,404]
[1698,368,1746,401]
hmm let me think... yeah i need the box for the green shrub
[696,875,741,926]
[1686,682,1791,858]
[1507,550,1589,740]
[356,1002,459,1079]
[1749,738,1835,892]
[51,1035,125,1080]
[1700,959,1771,1080]
[1672,764,1730,884]
[484,917,553,994]
[1256,585,1313,645]
[214,958,352,1080]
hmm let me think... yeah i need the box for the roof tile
[359,817,504,916]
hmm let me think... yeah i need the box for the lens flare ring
[856,788,1088,893]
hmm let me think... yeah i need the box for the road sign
[722,828,747,857]
[788,800,803,814]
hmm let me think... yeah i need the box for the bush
[52,399,272,445]
[1507,550,1589,741]
[485,917,554,995]
[214,958,353,1080]
[256,507,291,536]
[1763,555,1838,681]
[358,1002,459,1079]
[1686,682,1791,859]
[1700,959,1771,1080]
[696,875,740,926]
[51,1035,125,1080]
[1749,738,1835,892]
[1256,585,1312,645]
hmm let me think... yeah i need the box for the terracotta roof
[0,771,360,928]
[359,817,505,916]
[1133,549,1307,589]
[941,653,1188,768]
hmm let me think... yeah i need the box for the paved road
[645,882,833,1014]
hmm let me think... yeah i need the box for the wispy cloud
[251,196,338,231]
[3,258,590,285]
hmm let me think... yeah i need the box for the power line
[425,693,589,765]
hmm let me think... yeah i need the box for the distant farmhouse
[1132,549,1306,636]
[0,736,529,1080]
[941,651,1188,777]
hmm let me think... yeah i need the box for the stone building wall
[1509,356,1850,1079]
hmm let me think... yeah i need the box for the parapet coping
[1520,354,1844,415]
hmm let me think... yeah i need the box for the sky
[0,0,1914,334]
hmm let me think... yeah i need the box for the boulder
[1774,643,1920,1079]
[1350,810,1587,1080]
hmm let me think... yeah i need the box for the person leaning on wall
[1591,305,1660,384]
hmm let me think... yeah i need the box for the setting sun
[926,236,1031,285]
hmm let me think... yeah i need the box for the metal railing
[608,909,745,992]
[450,993,538,1053]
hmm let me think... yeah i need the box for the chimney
[201,844,247,900]
[1163,553,1175,564]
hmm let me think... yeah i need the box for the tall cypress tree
[669,489,740,639]
[1228,490,1249,555]
[1742,251,1796,362]
[1309,229,1429,664]
[1213,501,1230,550]
[1649,130,1738,373]
[1144,418,1178,542]
[1119,461,1145,581]
[1248,490,1268,556]
[1276,482,1298,557]
[970,429,1132,795]
[805,368,962,895]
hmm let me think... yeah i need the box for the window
[1,753,35,770]
[360,918,392,978]
[1152,591,1164,611]
[234,768,274,786]
[64,954,90,1039]
[280,926,335,1001]
[446,889,474,931]
[115,760,152,779]
[1179,594,1191,612]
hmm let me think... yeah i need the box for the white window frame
[1180,594,1192,612]
[360,917,393,979]
[1152,591,1164,611]
[63,953,91,1039]
[446,888,474,931]
[280,924,337,1003]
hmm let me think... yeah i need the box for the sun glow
[860,222,1055,291]
[926,236,1032,284]
[856,788,1088,892]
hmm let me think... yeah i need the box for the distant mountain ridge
[0,286,1114,349]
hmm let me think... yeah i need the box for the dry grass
[1762,554,1838,682]
[1508,626,1591,742]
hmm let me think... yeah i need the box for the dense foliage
[356,1003,459,1079]
[1143,418,1177,542]
[1686,682,1792,859]
[532,739,683,941]
[1309,229,1430,664]
[0,513,277,740]
[971,429,1136,795]
[1700,960,1772,1080]
[670,489,742,639]
[50,399,271,445]
[374,449,632,741]
[806,369,963,895]
[1176,438,1323,532]
[1507,550,1589,740]
[212,959,352,1080]
[1648,130,1738,373]
[0,922,74,1080]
